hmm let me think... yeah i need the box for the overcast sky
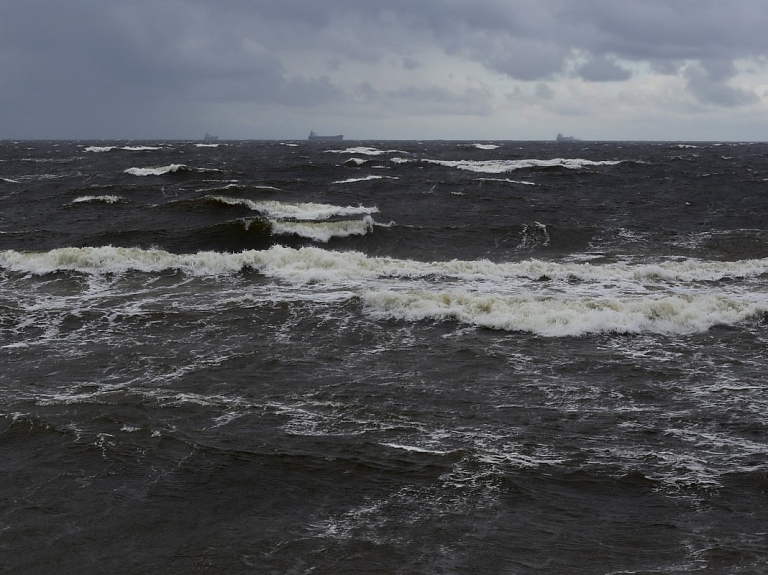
[3,0,768,140]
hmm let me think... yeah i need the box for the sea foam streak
[332,175,398,184]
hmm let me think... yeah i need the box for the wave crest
[362,290,768,336]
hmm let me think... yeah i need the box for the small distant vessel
[308,131,343,142]
[204,133,219,141]
[556,132,579,143]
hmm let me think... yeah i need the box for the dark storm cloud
[1,0,767,137]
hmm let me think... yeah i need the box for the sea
[2,139,768,574]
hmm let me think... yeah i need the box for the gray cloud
[576,55,632,82]
[684,62,759,107]
[1,0,767,138]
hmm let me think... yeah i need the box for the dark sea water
[2,139,768,574]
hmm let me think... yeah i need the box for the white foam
[1,177,20,183]
[195,143,219,148]
[84,146,115,153]
[332,175,398,184]
[479,177,536,186]
[472,143,500,150]
[381,443,452,455]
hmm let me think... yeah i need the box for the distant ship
[203,133,219,141]
[556,132,579,142]
[308,131,343,142]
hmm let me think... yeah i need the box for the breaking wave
[124,165,223,176]
[85,145,163,152]
[327,147,408,156]
[392,157,623,174]
[361,290,767,336]
[1,245,766,335]
[271,216,375,242]
[71,195,125,204]
[206,197,378,220]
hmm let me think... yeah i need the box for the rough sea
[2,139,768,574]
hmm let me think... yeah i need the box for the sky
[2,0,768,141]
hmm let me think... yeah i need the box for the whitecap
[207,196,378,220]
[327,147,407,156]
[434,158,622,173]
[271,216,375,242]
[72,195,124,204]
[124,164,189,176]
[472,143,500,150]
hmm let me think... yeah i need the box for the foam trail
[332,175,398,184]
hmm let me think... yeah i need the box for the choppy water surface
[2,140,768,573]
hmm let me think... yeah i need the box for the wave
[206,196,379,221]
[361,290,768,336]
[124,164,190,176]
[472,144,500,150]
[124,164,224,176]
[392,157,622,174]
[1,177,20,183]
[4,246,768,284]
[271,216,375,242]
[2,245,767,335]
[85,145,163,152]
[71,195,125,204]
[327,147,408,156]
